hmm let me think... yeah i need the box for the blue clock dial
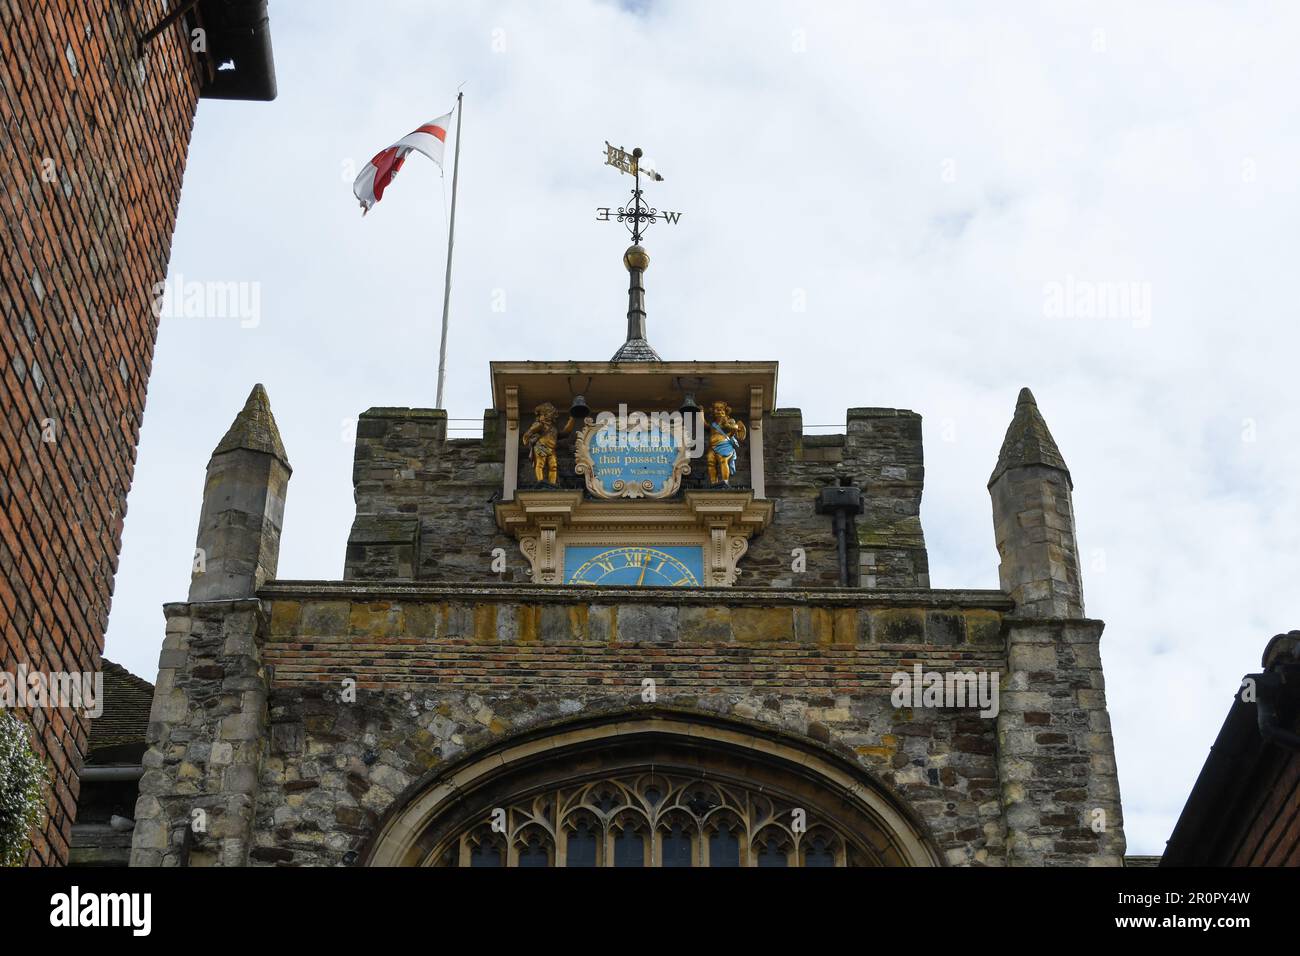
[564,546,704,587]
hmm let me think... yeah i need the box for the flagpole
[435,91,463,411]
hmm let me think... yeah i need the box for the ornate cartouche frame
[573,416,692,500]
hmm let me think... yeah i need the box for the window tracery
[437,770,862,868]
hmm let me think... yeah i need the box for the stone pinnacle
[988,386,1069,488]
[212,383,292,471]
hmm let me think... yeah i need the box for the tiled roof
[87,660,154,757]
[610,337,662,362]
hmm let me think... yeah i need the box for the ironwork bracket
[136,0,202,57]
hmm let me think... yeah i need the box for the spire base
[610,337,661,362]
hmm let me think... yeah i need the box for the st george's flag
[352,110,454,214]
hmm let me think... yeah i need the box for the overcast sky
[104,1,1300,856]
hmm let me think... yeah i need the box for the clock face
[564,545,704,587]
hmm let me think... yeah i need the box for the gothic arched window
[802,831,838,868]
[439,771,886,867]
[375,720,939,868]
[755,830,791,867]
[564,815,600,868]
[707,819,741,867]
[659,818,694,868]
[467,830,505,868]
[613,821,646,868]
[515,828,553,867]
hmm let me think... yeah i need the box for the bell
[678,392,701,417]
[569,394,592,423]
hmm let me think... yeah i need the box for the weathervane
[597,142,682,244]
[600,142,679,362]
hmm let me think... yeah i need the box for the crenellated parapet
[345,406,512,582]
[341,400,930,590]
[748,407,929,589]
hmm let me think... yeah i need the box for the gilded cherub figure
[521,401,574,486]
[706,400,747,486]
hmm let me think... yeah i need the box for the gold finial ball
[624,244,650,271]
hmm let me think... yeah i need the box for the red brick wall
[0,0,200,865]
[1229,739,1300,866]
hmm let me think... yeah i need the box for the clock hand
[637,561,648,586]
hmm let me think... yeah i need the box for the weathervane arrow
[596,141,681,243]
[598,141,677,362]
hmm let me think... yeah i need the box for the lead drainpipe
[816,477,864,587]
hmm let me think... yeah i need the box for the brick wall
[1228,747,1300,865]
[0,0,200,864]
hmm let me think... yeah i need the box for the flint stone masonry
[260,586,1008,867]
[996,619,1124,865]
[345,408,515,583]
[131,578,1126,867]
[130,600,269,867]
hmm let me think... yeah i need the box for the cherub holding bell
[706,400,747,486]
[521,401,575,486]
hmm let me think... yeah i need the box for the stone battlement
[344,404,929,588]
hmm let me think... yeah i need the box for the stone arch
[362,709,942,867]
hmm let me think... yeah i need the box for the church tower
[132,143,1126,868]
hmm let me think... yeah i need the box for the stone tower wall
[748,407,928,589]
[184,586,1013,867]
[996,619,1125,864]
[345,408,516,583]
[128,583,1126,867]
[135,385,1126,868]
[344,404,928,588]
[990,464,1084,618]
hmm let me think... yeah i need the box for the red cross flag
[352,110,454,215]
